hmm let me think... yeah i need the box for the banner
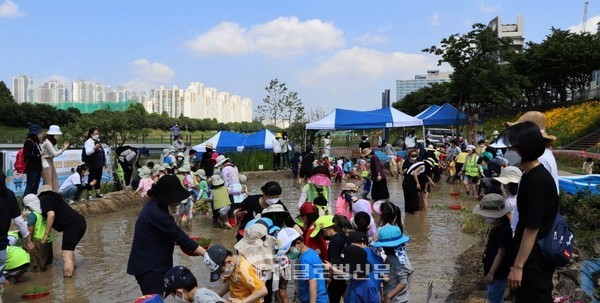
[2,147,113,197]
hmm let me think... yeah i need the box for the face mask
[362,140,366,143]
[286,248,300,260]
[266,198,279,205]
[485,218,497,225]
[344,192,354,203]
[410,156,417,161]
[92,135,99,140]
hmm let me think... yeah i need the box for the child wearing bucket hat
[493,166,522,232]
[373,225,413,303]
[135,166,154,198]
[209,175,232,229]
[193,169,211,216]
[472,193,513,303]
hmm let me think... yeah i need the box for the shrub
[560,190,600,256]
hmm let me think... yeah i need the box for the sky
[1,0,599,115]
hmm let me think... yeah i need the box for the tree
[0,81,15,104]
[257,79,286,125]
[393,82,453,116]
[282,91,304,125]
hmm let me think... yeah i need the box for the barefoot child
[472,194,513,303]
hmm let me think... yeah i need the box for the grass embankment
[482,101,600,148]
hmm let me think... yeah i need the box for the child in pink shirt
[135,167,154,198]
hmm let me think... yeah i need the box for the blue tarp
[243,129,276,151]
[305,106,422,130]
[419,103,466,126]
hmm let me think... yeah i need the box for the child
[203,244,268,303]
[135,166,153,198]
[22,194,53,271]
[373,225,413,303]
[359,159,372,198]
[238,174,248,200]
[210,175,232,229]
[290,151,301,179]
[583,157,594,175]
[343,158,353,179]
[278,236,328,303]
[163,265,226,303]
[333,160,343,182]
[275,228,301,303]
[3,246,31,284]
[193,169,211,216]
[347,231,384,291]
[58,164,95,203]
[339,245,380,303]
[493,166,522,233]
[176,166,194,230]
[472,194,513,303]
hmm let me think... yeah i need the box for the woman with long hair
[502,122,559,302]
[23,124,44,196]
[402,148,420,214]
[82,128,106,198]
[41,125,69,191]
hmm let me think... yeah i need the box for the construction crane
[583,0,589,32]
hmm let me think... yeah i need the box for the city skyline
[1,1,598,113]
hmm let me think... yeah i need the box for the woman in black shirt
[502,122,559,303]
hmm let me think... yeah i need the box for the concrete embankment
[70,190,147,217]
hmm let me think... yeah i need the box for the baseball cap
[276,228,301,255]
[203,245,230,282]
[163,266,197,298]
[309,215,335,238]
[298,203,318,217]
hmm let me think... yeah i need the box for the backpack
[14,139,33,174]
[81,146,89,163]
[537,212,574,267]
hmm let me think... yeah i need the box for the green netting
[53,100,135,113]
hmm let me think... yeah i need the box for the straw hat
[361,148,373,157]
[473,194,512,218]
[492,130,500,136]
[205,142,214,149]
[504,111,556,141]
[342,183,358,192]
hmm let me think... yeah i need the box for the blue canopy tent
[415,104,441,120]
[243,129,277,151]
[305,106,423,130]
[192,131,248,153]
[419,103,466,126]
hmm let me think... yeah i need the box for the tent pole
[304,128,307,152]
[422,125,425,146]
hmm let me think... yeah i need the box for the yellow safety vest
[465,155,479,177]
[33,212,53,242]
[305,184,330,214]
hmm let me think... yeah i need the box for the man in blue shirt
[290,238,329,303]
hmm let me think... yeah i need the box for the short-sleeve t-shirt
[236,195,296,240]
[304,226,328,261]
[344,279,380,303]
[327,232,347,263]
[383,254,413,303]
[59,172,81,192]
[0,190,21,250]
[483,221,513,279]
[512,164,559,264]
[297,248,329,303]
[225,256,266,303]
[39,192,86,232]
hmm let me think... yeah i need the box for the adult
[323,132,332,157]
[404,130,416,150]
[299,144,316,183]
[281,133,291,169]
[233,181,302,241]
[37,185,87,277]
[41,125,69,191]
[0,172,34,303]
[116,145,149,187]
[382,140,395,158]
[358,136,370,152]
[23,124,44,196]
[407,157,436,211]
[362,148,390,201]
[460,145,479,196]
[83,128,106,199]
[127,175,206,295]
[401,149,420,214]
[505,111,559,193]
[170,122,180,141]
[200,142,217,178]
[502,122,559,302]
[272,133,282,170]
[188,149,199,170]
[297,166,333,216]
[172,135,186,153]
